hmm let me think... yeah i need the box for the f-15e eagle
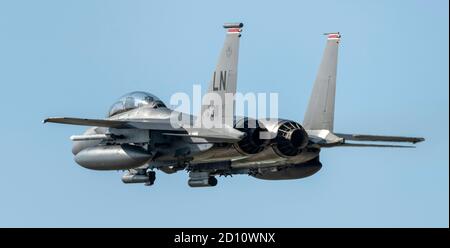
[44,23,424,187]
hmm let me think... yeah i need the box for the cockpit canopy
[108,91,166,117]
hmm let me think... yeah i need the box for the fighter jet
[44,23,424,187]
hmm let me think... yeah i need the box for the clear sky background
[0,0,448,227]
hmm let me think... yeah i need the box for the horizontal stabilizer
[339,143,415,148]
[335,133,425,144]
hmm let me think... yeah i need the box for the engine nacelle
[272,120,309,157]
[74,144,151,170]
[233,118,270,155]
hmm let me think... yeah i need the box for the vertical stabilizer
[200,23,243,127]
[303,33,340,131]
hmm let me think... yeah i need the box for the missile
[70,134,112,141]
[223,22,244,29]
[122,174,150,184]
[188,177,217,187]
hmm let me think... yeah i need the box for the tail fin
[200,23,243,127]
[303,32,341,131]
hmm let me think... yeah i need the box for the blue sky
[0,0,448,227]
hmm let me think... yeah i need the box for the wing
[43,117,181,130]
[43,117,245,143]
[44,117,127,128]
[161,132,242,143]
[334,133,425,144]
